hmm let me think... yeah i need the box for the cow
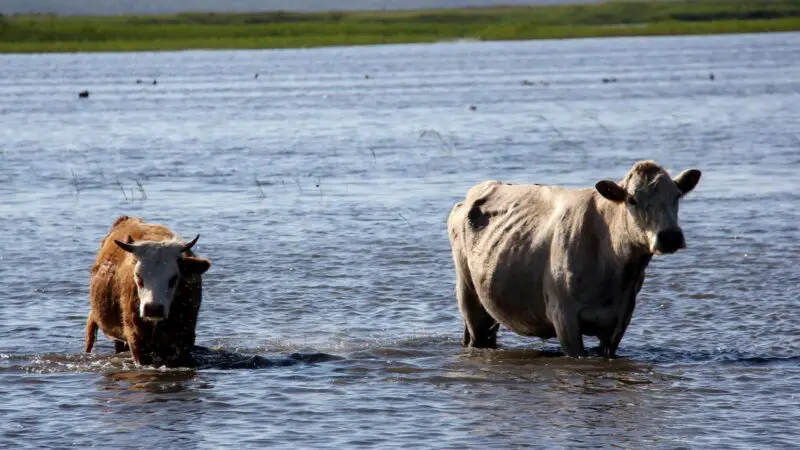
[84,216,212,366]
[447,160,701,358]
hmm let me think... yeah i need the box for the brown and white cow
[84,216,211,366]
[447,160,701,357]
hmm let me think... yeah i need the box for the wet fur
[85,216,210,366]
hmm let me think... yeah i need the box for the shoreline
[1,1,799,54]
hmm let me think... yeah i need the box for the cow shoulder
[448,181,503,238]
[95,216,137,252]
[548,190,611,279]
[91,217,148,303]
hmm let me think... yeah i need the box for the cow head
[595,160,701,255]
[114,234,211,321]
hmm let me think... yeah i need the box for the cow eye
[168,275,178,288]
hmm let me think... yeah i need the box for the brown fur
[85,216,211,366]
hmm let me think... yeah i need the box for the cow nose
[142,303,165,319]
[656,229,685,254]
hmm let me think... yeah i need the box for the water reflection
[450,349,671,447]
[101,369,200,394]
[93,370,211,449]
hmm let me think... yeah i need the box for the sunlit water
[1,33,799,448]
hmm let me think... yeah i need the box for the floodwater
[1,33,799,448]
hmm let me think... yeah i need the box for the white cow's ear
[595,180,627,203]
[674,169,701,195]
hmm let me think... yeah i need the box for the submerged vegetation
[1,0,799,52]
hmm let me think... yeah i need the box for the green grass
[1,0,800,53]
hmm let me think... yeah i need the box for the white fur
[623,169,692,254]
[126,239,184,321]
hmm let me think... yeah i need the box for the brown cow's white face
[596,161,701,255]
[114,236,211,321]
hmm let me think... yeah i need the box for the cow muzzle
[142,303,166,321]
[654,229,685,254]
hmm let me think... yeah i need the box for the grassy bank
[1,0,800,53]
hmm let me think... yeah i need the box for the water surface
[1,33,799,448]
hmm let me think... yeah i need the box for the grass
[1,0,799,53]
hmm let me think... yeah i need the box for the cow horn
[181,234,200,253]
[114,235,137,253]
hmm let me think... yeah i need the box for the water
[1,33,799,448]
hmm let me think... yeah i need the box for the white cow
[447,160,701,357]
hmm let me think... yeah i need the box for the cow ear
[674,169,701,195]
[179,256,211,275]
[595,180,628,203]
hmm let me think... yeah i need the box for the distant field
[1,0,799,52]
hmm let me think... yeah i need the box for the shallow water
[1,33,799,448]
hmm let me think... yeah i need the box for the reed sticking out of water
[393,208,414,231]
[80,151,105,180]
[293,174,304,193]
[254,176,266,198]
[420,130,456,156]
[114,179,127,201]
[114,177,145,203]
[588,113,614,145]
[135,178,147,201]
[535,115,586,154]
[315,176,323,201]
[70,169,80,197]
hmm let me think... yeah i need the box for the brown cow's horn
[114,235,137,253]
[181,234,200,253]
